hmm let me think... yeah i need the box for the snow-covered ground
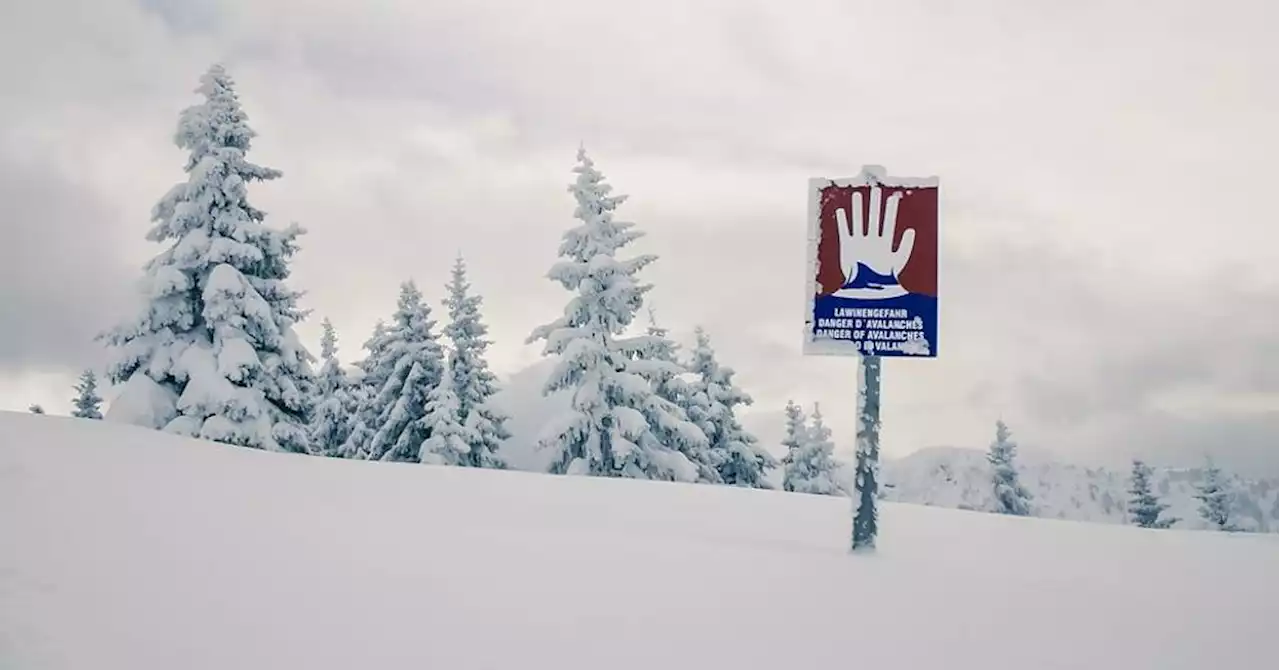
[1,412,1276,670]
[882,445,1280,532]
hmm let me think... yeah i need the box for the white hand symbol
[834,185,916,299]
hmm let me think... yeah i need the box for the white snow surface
[102,371,178,430]
[3,411,1275,670]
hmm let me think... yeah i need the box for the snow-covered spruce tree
[634,308,718,482]
[779,400,809,491]
[1195,457,1234,531]
[526,147,705,481]
[987,420,1032,516]
[441,255,509,469]
[782,403,843,495]
[308,318,355,456]
[100,64,314,452]
[1128,459,1176,529]
[415,358,477,466]
[687,327,775,488]
[71,370,104,420]
[335,319,388,459]
[360,281,445,462]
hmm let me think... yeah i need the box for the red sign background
[814,184,938,297]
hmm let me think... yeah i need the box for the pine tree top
[444,255,490,349]
[319,318,338,362]
[988,420,1018,462]
[809,404,833,447]
[71,370,104,420]
[556,147,652,273]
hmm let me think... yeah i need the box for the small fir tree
[71,370,104,420]
[780,400,809,491]
[309,318,355,456]
[1127,459,1176,529]
[337,320,389,459]
[416,360,476,466]
[782,402,844,495]
[987,420,1033,516]
[687,327,774,489]
[1195,457,1234,531]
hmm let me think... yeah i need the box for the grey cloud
[138,0,224,35]
[1058,409,1279,476]
[0,153,135,374]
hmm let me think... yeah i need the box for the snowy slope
[1,412,1276,670]
[883,446,1280,532]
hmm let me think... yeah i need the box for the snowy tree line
[25,63,850,494]
[984,419,1241,532]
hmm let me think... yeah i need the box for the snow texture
[103,371,178,430]
[99,64,314,453]
[687,327,775,489]
[1,411,1275,670]
[526,148,700,482]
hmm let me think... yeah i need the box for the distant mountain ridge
[880,446,1279,533]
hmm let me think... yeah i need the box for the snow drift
[1,411,1276,670]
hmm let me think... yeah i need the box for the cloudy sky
[1,0,1275,475]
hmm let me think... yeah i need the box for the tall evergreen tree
[100,64,314,452]
[1128,459,1176,529]
[441,255,509,469]
[71,370,104,420]
[1195,457,1234,531]
[360,281,445,462]
[526,148,704,481]
[782,402,843,495]
[309,318,355,456]
[987,420,1033,516]
[687,327,774,489]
